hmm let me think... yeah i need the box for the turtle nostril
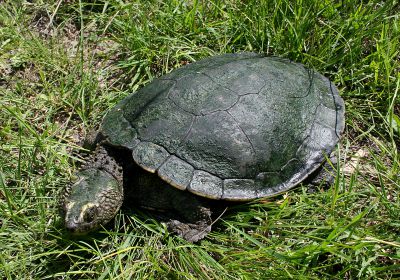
[65,221,78,233]
[66,224,73,230]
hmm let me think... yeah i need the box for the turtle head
[61,168,123,235]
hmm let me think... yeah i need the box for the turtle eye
[83,206,98,223]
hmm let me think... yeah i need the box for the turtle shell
[100,53,345,201]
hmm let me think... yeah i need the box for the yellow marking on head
[66,202,75,211]
[78,202,98,222]
[72,177,84,186]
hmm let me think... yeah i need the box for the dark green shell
[100,53,345,201]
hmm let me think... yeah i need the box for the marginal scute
[256,171,283,188]
[296,135,321,167]
[296,120,337,173]
[257,182,286,198]
[222,179,258,201]
[280,158,307,187]
[157,155,194,190]
[314,104,338,130]
[188,170,223,199]
[315,75,339,110]
[132,142,170,173]
[310,122,338,151]
[100,108,139,149]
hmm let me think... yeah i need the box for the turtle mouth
[65,220,99,235]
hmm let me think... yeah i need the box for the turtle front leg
[127,166,213,242]
[167,200,212,242]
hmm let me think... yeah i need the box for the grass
[0,0,399,278]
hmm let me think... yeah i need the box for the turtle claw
[167,220,211,242]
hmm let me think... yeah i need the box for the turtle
[61,53,345,242]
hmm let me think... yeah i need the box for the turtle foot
[82,130,104,151]
[167,220,211,242]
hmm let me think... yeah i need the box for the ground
[0,0,399,279]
